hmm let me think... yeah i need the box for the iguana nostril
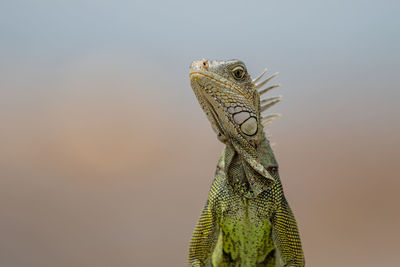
[202,60,209,69]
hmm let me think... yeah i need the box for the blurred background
[1,0,399,266]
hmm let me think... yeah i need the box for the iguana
[188,59,305,267]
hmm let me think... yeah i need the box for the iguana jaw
[191,78,228,142]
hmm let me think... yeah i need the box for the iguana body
[188,60,305,267]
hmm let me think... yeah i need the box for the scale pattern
[188,59,305,266]
[188,147,304,266]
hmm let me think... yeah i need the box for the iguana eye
[232,66,246,80]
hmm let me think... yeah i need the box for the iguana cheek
[233,111,250,124]
[240,117,258,136]
[232,112,258,136]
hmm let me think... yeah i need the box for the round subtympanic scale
[233,111,250,125]
[241,117,258,135]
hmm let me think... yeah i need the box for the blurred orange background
[1,1,399,266]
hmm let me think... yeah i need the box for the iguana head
[190,59,280,143]
[190,59,281,193]
[190,59,258,142]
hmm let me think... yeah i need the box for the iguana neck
[218,130,278,198]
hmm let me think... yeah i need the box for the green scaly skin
[188,59,305,267]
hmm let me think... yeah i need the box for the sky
[1,1,399,266]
